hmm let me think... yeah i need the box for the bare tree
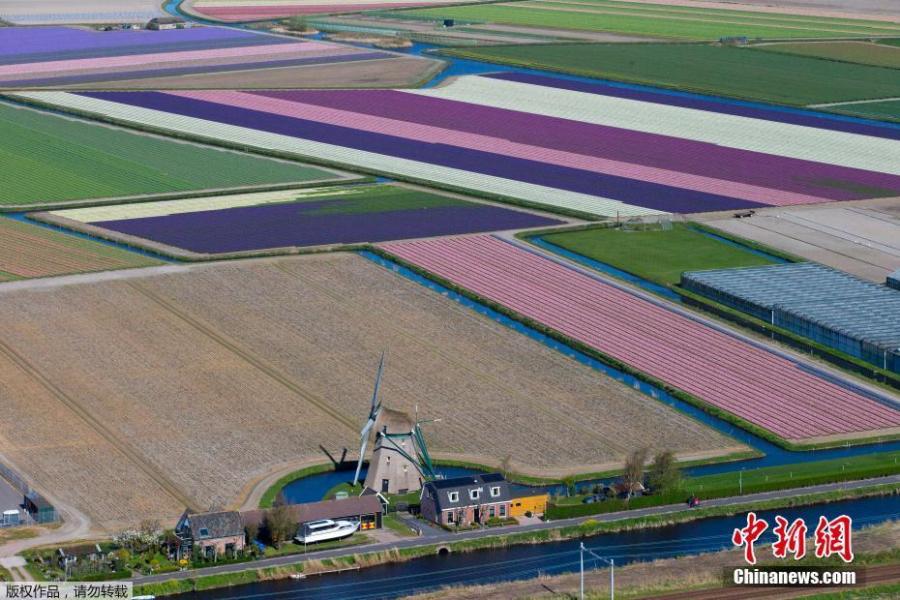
[621,448,649,498]
[499,455,512,479]
[265,505,295,548]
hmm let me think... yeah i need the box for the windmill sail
[353,353,385,486]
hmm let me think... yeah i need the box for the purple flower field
[89,197,561,254]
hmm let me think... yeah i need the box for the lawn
[443,43,900,106]
[756,41,900,69]
[0,101,342,207]
[396,0,900,40]
[540,223,777,287]
[53,184,561,254]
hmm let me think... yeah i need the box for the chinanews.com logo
[727,512,863,588]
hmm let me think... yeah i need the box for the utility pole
[580,542,614,600]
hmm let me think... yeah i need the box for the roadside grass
[548,451,900,519]
[394,0,900,40]
[755,41,900,69]
[382,514,418,537]
[0,101,338,207]
[541,222,777,287]
[441,43,900,107]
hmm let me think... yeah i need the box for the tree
[286,15,308,31]
[647,450,682,494]
[245,522,259,546]
[621,448,649,498]
[561,475,576,497]
[265,505,295,548]
[499,455,512,479]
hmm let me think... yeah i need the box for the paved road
[135,475,900,585]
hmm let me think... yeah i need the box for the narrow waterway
[184,494,898,600]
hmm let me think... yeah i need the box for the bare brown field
[57,57,445,90]
[697,198,900,282]
[0,255,740,531]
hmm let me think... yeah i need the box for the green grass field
[396,0,900,40]
[756,41,900,69]
[0,102,341,207]
[548,450,900,518]
[444,43,900,106]
[540,224,777,287]
[832,99,900,122]
[300,184,468,215]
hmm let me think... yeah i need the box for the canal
[184,494,898,600]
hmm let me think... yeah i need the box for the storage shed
[681,262,900,373]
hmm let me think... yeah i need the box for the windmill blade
[353,428,371,486]
[370,352,385,413]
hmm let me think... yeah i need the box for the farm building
[175,510,245,559]
[420,473,517,527]
[889,269,900,291]
[23,491,56,524]
[146,16,185,29]
[242,495,383,534]
[509,491,549,518]
[681,263,900,373]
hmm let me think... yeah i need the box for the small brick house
[420,473,512,528]
[175,510,245,559]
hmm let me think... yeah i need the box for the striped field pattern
[0,26,389,88]
[15,72,900,216]
[0,218,159,279]
[379,235,900,442]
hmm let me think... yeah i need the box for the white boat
[294,519,359,544]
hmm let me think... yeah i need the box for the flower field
[0,218,160,279]
[48,185,561,254]
[0,0,162,25]
[0,26,392,88]
[0,101,346,207]
[187,0,479,21]
[379,235,900,443]
[16,72,900,217]
[0,255,739,529]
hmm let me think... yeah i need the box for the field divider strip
[126,281,360,432]
[0,337,197,510]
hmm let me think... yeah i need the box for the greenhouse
[889,269,900,291]
[681,262,900,373]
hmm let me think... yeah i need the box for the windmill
[353,355,440,494]
[353,353,385,487]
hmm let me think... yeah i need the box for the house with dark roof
[420,473,513,528]
[242,495,383,536]
[175,510,245,559]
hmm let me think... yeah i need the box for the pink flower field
[380,235,900,443]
